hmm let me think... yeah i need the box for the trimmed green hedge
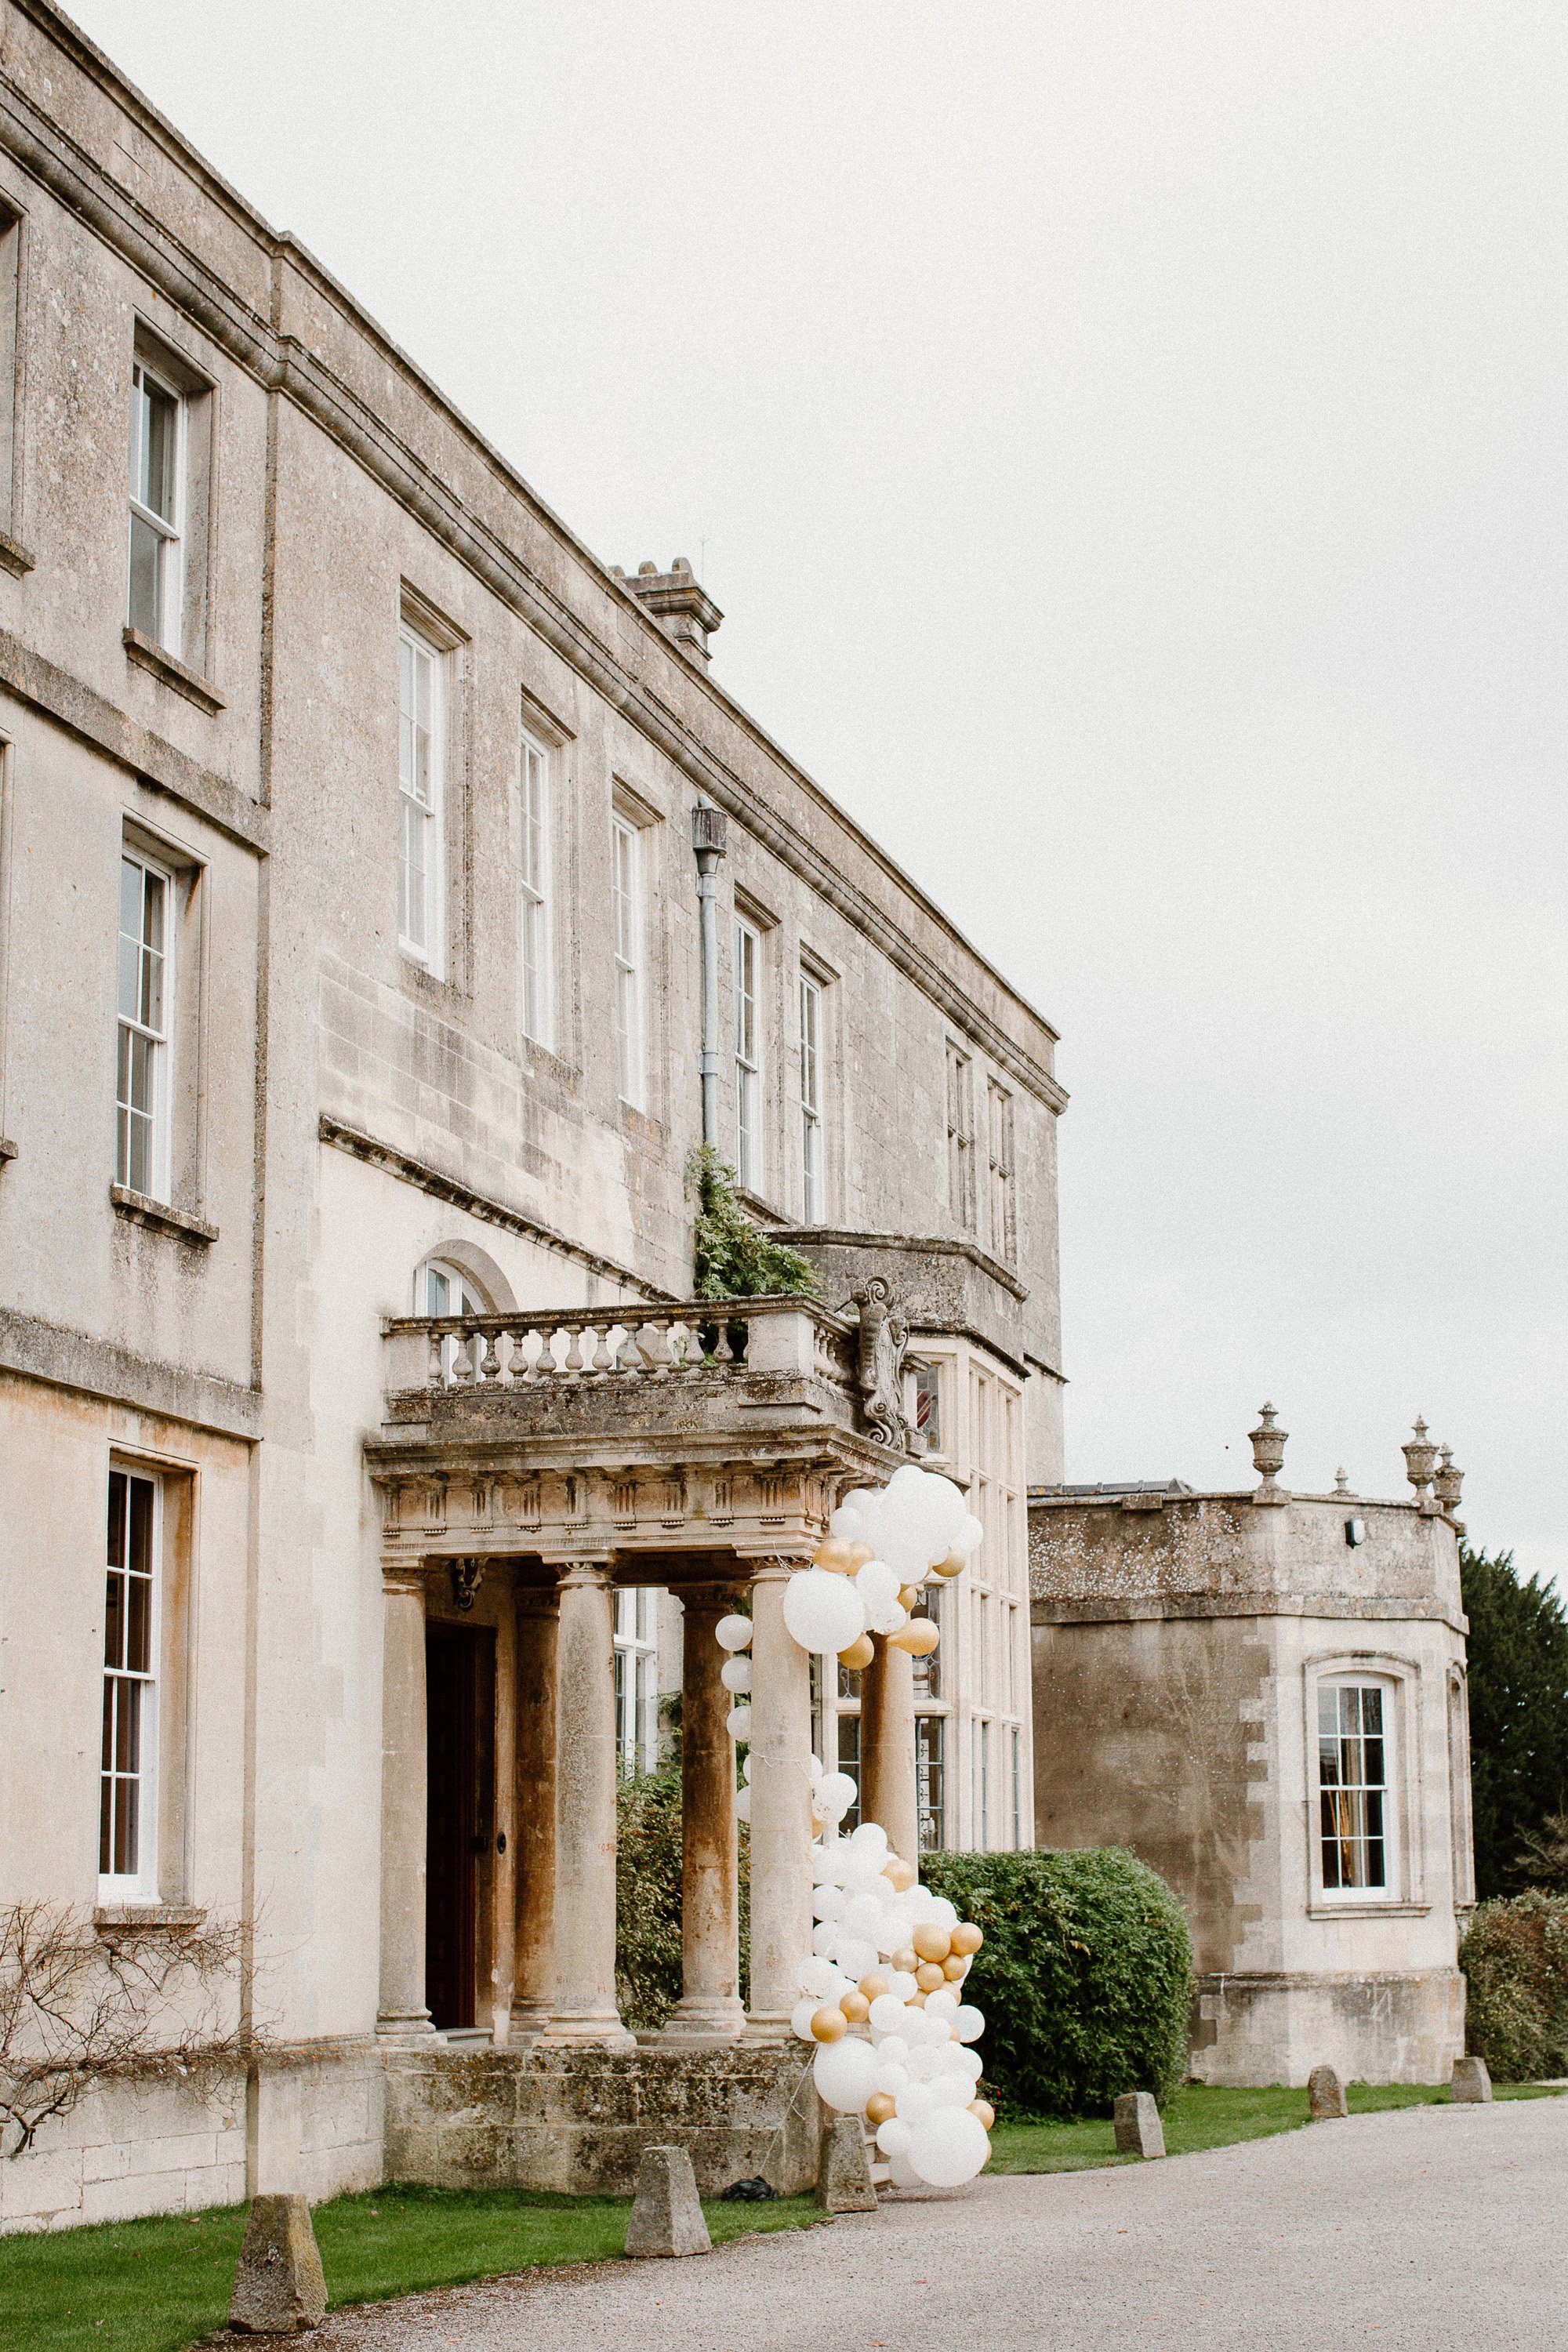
[1461,1891,1568,2081]
[923,1849,1194,2119]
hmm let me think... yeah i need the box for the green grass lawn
[988,2078,1566,2172]
[0,2182,822,2352]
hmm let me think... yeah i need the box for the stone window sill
[94,1904,207,1933]
[111,1184,218,1244]
[0,529,34,578]
[122,626,225,714]
[1308,1900,1431,1919]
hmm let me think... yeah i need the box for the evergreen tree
[1461,1544,1568,1899]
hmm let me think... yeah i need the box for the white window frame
[100,1465,162,1901]
[519,729,551,1047]
[398,620,445,969]
[799,969,824,1223]
[735,914,761,1189]
[612,814,643,1107]
[1315,1674,1399,1902]
[116,847,173,1203]
[128,357,184,654]
[1011,1723,1022,1850]
[946,1041,975,1231]
[614,1588,659,1775]
[416,1256,488,1383]
[986,1077,1014,1261]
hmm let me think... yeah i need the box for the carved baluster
[587,1324,612,1377]
[562,1323,586,1379]
[479,1324,501,1383]
[615,1324,643,1375]
[711,1319,735,1366]
[427,1327,445,1388]
[637,1319,673,1374]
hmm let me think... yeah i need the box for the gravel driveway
[305,2097,1566,2352]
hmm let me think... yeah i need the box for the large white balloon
[876,2117,913,2157]
[720,1654,752,1694]
[868,1993,909,2036]
[887,2149,923,2189]
[789,1998,820,2043]
[783,1567,867,1655]
[715,1613,754,1650]
[812,2036,880,2113]
[798,1958,838,1998]
[834,1936,879,1982]
[895,2081,938,2124]
[907,2107,991,2187]
[854,1559,902,1613]
[953,2004,985,2043]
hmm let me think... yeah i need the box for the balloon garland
[717,1465,995,2190]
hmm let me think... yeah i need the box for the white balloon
[782,1567,867,1656]
[835,1937,879,1982]
[733,1784,750,1824]
[812,2036,880,2113]
[867,1600,908,1636]
[955,1513,985,1555]
[725,1703,753,1740]
[924,1988,959,2020]
[904,2045,940,2082]
[953,2046,985,2083]
[715,1613,754,1650]
[876,2117,913,2156]
[907,2107,990,2187]
[928,1896,960,1931]
[895,2081,938,2123]
[841,1893,884,1941]
[930,2072,973,2108]
[813,1885,846,1923]
[790,1998,820,2043]
[854,1559,902,1612]
[811,1921,839,1958]
[873,2060,912,2097]
[875,2034,910,2066]
[887,2150,922,2189]
[887,1970,918,2002]
[798,1958,837,1997]
[846,1822,889,1857]
[953,2004,985,2043]
[868,1993,909,2036]
[820,1773,859,1818]
[720,1655,753,1694]
[741,1751,752,1782]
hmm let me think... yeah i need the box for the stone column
[540,1558,633,2047]
[510,1581,559,2036]
[745,1556,815,2036]
[663,1588,745,2041]
[377,1571,435,2041]
[859,1635,920,1866]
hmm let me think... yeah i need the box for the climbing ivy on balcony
[688,1145,820,1302]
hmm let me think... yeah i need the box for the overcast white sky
[67,2,1566,1584]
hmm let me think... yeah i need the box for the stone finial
[815,2112,878,2211]
[1452,2055,1493,2103]
[625,2145,712,2257]
[1308,2063,1348,2120]
[1112,2090,1165,2158]
[1249,1403,1288,1506]
[1333,1468,1352,1497]
[228,2194,327,2334]
[1434,1446,1465,1531]
[1402,1417,1439,1506]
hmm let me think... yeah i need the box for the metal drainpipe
[692,801,728,1147]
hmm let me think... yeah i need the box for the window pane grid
[1319,1683,1388,1890]
[735,919,760,1189]
[612,819,641,1105]
[398,628,440,961]
[614,1585,659,1775]
[520,740,550,1044]
[116,855,169,1198]
[917,1716,945,1852]
[799,973,823,1222]
[100,1471,157,1884]
[129,361,181,647]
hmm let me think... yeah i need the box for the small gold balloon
[814,1535,856,1573]
[810,2005,848,2043]
[892,1947,918,1975]
[915,1960,946,1993]
[858,1971,891,2003]
[840,1990,871,2024]
[896,1584,921,1610]
[949,1922,983,1957]
[882,1857,918,1893]
[930,1549,967,1578]
[865,2091,897,2127]
[837,1634,875,1671]
[912,1923,953,1964]
[942,1954,969,1981]
[847,1541,877,1570]
[906,1990,927,2007]
[968,2098,996,2130]
[887,1619,940,1657]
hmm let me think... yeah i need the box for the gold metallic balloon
[847,1541,877,1569]
[896,1584,921,1610]
[881,1857,918,1893]
[887,1620,940,1657]
[892,1947,918,1974]
[813,1536,856,1573]
[942,1954,969,1981]
[915,1961,946,1992]
[865,2092,897,2127]
[912,1923,952,1963]
[968,2098,995,2130]
[858,1972,891,2003]
[810,2005,849,2042]
[840,1990,871,2024]
[930,1550,967,1578]
[837,1634,875,1671]
[949,1922,983,1956]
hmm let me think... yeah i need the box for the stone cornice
[0,1305,260,1437]
[0,6,1064,1109]
[1030,1592,1467,1636]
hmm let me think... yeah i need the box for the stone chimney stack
[612,557,724,666]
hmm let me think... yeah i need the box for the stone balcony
[367,1291,907,1567]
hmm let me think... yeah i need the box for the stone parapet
[381,2043,823,2196]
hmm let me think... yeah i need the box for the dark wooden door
[425,1622,494,2031]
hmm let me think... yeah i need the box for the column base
[376,2009,438,2046]
[742,2011,799,2045]
[537,2008,637,2051]
[656,1994,748,2045]
[508,1998,554,2038]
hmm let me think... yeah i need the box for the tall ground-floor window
[917,1715,946,1852]
[614,1588,659,1775]
[101,1468,159,1894]
[1319,1681,1389,1890]
[836,1709,862,1833]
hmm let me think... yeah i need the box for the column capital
[739,1551,815,1583]
[381,1566,428,1599]
[541,1555,615,1588]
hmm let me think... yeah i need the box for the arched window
[416,1258,488,1319]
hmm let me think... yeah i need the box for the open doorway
[425,1621,495,2032]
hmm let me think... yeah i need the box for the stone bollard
[1452,2056,1494,2103]
[1308,2065,1348,2120]
[1112,2092,1165,2159]
[816,2113,878,2212]
[228,2194,327,2335]
[625,2145,713,2258]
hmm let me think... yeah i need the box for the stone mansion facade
[0,2,1062,2227]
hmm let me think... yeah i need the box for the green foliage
[614,1765,750,2028]
[1460,1891,1568,2081]
[923,1849,1194,2120]
[1461,1544,1568,1898]
[1515,1811,1568,1895]
[688,1145,820,1302]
